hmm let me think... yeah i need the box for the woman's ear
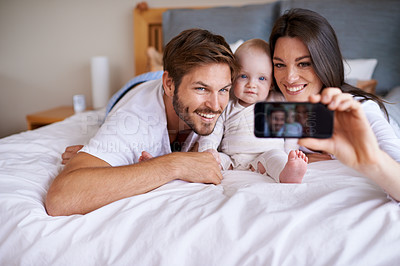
[162,71,175,97]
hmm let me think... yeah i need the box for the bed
[1,0,400,265]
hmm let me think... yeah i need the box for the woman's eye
[274,63,284,68]
[299,62,311,67]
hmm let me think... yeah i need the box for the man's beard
[172,92,221,136]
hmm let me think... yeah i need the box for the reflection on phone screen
[254,102,333,138]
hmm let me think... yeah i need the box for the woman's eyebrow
[295,55,311,62]
[272,55,311,62]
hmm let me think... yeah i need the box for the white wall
[0,0,274,138]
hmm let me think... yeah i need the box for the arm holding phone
[299,88,400,202]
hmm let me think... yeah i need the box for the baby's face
[287,109,296,123]
[233,48,273,107]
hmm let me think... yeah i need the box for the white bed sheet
[1,109,399,266]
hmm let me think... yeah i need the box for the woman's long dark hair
[269,8,388,117]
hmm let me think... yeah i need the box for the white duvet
[1,110,399,266]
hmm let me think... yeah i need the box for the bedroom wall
[0,0,276,139]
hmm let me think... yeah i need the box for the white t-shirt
[362,99,400,162]
[80,79,171,166]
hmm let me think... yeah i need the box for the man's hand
[168,152,223,185]
[61,145,84,165]
[49,147,223,216]
[203,148,222,167]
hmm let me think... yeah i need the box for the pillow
[162,2,281,45]
[147,47,163,72]
[343,58,378,94]
[343,58,378,81]
[229,39,244,54]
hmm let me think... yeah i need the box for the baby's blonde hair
[235,38,271,59]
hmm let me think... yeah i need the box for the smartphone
[254,102,334,138]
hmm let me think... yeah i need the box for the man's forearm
[46,151,222,216]
[45,153,178,216]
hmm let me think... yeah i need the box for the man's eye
[219,88,229,93]
[195,87,206,91]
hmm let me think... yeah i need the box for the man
[265,106,286,137]
[45,29,238,216]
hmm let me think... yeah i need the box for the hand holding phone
[254,102,334,138]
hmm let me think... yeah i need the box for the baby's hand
[61,145,84,165]
[203,149,221,166]
[139,151,153,162]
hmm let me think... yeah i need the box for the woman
[269,8,400,201]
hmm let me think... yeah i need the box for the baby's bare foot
[256,162,266,175]
[279,150,308,183]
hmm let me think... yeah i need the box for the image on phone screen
[254,102,334,138]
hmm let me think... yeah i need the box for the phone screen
[254,102,334,138]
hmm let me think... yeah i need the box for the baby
[197,39,308,183]
[284,108,303,137]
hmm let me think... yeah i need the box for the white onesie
[197,98,290,182]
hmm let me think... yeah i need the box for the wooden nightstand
[26,106,75,130]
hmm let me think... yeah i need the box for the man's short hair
[266,105,287,117]
[163,28,239,90]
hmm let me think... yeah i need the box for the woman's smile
[285,84,307,94]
